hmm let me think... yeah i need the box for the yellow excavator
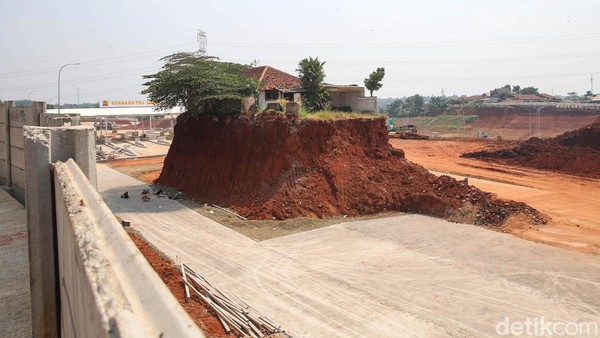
[388,124,429,140]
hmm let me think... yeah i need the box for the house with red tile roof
[246,66,302,110]
[504,93,558,104]
[246,65,377,112]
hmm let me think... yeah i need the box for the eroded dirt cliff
[157,112,546,227]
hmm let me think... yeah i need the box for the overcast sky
[1,0,599,104]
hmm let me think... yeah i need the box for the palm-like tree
[297,57,330,112]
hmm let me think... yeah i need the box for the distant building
[504,93,558,104]
[509,94,545,103]
[467,94,498,104]
[536,93,559,102]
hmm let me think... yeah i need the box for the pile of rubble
[462,119,600,178]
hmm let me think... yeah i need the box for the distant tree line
[13,100,99,109]
[381,94,450,117]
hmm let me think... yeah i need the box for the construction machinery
[388,124,429,140]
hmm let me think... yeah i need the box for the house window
[265,90,279,100]
[283,93,294,101]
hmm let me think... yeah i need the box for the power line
[225,51,600,67]
[0,65,159,93]
[211,32,600,49]
[0,42,196,79]
[329,70,600,84]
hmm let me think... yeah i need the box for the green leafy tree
[567,92,579,100]
[385,98,403,117]
[512,85,521,94]
[403,94,424,116]
[520,86,539,95]
[428,96,448,111]
[141,52,258,117]
[297,57,330,112]
[498,92,512,100]
[364,67,385,97]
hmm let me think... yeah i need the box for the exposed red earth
[462,118,600,178]
[127,231,235,338]
[156,112,546,228]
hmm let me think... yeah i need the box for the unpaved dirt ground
[125,229,234,338]
[391,138,600,254]
[106,156,164,182]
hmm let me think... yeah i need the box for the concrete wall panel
[9,127,24,149]
[53,159,203,338]
[0,123,7,141]
[0,160,7,185]
[9,107,40,128]
[10,147,24,170]
[11,186,24,205]
[11,166,25,190]
[0,141,6,160]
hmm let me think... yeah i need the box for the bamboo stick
[211,204,247,220]
[180,262,190,302]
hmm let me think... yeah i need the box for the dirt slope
[157,112,546,227]
[462,119,600,178]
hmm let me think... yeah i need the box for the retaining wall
[23,126,203,337]
[0,101,81,204]
[54,159,203,337]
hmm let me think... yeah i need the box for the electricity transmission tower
[197,30,207,55]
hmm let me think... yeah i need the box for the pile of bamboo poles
[180,261,285,338]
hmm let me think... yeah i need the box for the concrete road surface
[98,164,600,337]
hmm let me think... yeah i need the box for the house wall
[258,90,300,111]
[259,91,267,110]
[328,90,377,112]
[354,96,377,112]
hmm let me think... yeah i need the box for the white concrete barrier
[53,159,203,338]
[24,126,97,337]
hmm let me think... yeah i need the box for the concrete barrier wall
[0,101,81,203]
[0,102,11,186]
[53,159,203,338]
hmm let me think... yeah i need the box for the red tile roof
[511,94,543,100]
[468,95,485,101]
[536,93,556,100]
[246,66,301,91]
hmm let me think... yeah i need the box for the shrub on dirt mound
[156,112,546,227]
[462,120,600,178]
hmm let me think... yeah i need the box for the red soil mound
[157,112,546,227]
[462,120,600,178]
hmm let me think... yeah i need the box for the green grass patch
[302,110,380,120]
[394,114,478,128]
